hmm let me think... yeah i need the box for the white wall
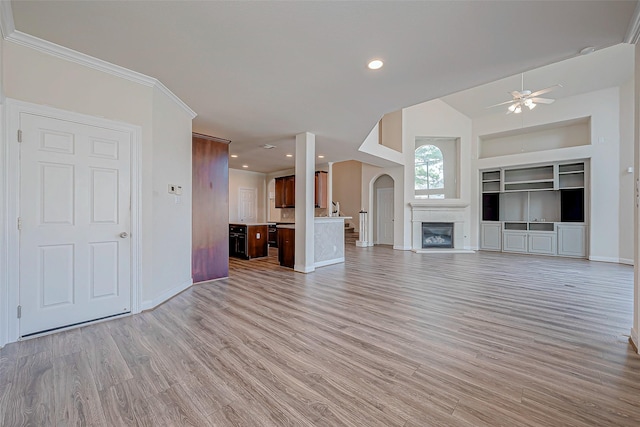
[1,41,194,322]
[150,86,194,301]
[633,42,640,353]
[402,99,473,249]
[473,87,625,262]
[229,168,266,223]
[620,78,635,264]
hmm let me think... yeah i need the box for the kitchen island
[276,217,351,269]
[229,223,269,259]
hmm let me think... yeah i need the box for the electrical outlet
[168,184,176,194]
[256,233,261,239]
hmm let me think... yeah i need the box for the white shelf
[504,179,554,185]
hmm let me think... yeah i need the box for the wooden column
[192,133,230,282]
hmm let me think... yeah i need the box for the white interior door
[377,187,394,245]
[238,187,257,223]
[19,112,132,337]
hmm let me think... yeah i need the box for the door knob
[120,232,128,238]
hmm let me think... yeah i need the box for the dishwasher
[229,225,247,258]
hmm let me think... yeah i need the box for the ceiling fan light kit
[487,73,561,114]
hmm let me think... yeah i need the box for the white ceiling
[9,1,639,173]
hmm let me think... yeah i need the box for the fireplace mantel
[409,201,470,209]
[409,201,474,253]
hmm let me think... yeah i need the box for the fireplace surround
[410,202,473,253]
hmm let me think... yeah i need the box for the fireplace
[422,222,454,249]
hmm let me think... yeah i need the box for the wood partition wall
[192,133,230,282]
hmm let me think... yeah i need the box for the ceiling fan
[488,74,561,114]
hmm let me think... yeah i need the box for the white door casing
[238,187,257,223]
[377,187,394,245]
[2,99,141,344]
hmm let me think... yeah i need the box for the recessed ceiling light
[231,154,238,158]
[242,165,248,168]
[286,154,293,157]
[318,155,325,159]
[368,59,384,70]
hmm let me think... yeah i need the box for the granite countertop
[229,222,270,226]
[314,216,352,220]
[276,224,295,229]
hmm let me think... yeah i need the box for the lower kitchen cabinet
[277,227,295,268]
[229,224,268,259]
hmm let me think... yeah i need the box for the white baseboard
[294,264,315,274]
[140,278,193,311]
[589,255,631,265]
[631,327,639,353]
[355,241,368,247]
[315,257,345,268]
[393,245,412,250]
[589,256,621,264]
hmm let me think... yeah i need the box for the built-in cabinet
[275,171,328,208]
[480,161,587,258]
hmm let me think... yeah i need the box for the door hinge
[17,217,22,230]
[17,129,22,143]
[17,305,21,319]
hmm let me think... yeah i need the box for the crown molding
[192,132,232,144]
[0,0,15,39]
[624,1,640,44]
[0,9,196,119]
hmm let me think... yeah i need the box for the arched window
[415,144,444,198]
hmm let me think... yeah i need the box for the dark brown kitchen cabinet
[275,172,327,208]
[229,224,268,259]
[275,175,295,208]
[277,227,295,268]
[315,171,328,208]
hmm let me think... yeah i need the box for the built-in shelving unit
[480,160,588,257]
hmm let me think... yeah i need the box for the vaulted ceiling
[9,1,639,172]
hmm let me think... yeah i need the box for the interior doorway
[374,175,394,245]
[5,100,140,342]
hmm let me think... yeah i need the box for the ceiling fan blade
[528,84,562,98]
[510,90,523,99]
[486,99,517,109]
[530,97,555,104]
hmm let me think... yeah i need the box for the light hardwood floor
[1,246,639,426]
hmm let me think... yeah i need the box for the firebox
[422,222,454,249]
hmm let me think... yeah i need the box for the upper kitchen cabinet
[315,171,328,208]
[275,175,295,208]
[275,171,328,208]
